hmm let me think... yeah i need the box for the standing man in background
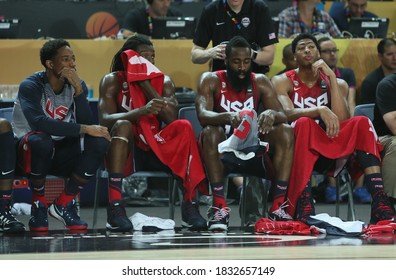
[191,0,278,74]
[373,73,396,208]
[121,0,183,38]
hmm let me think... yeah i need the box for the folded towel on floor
[11,203,31,215]
[306,213,365,236]
[130,212,175,231]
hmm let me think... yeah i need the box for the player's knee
[293,117,315,134]
[202,125,224,146]
[85,135,109,157]
[28,133,53,153]
[94,137,110,156]
[112,120,132,138]
[275,123,294,149]
[0,119,12,133]
[282,123,295,148]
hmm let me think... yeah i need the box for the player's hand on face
[258,110,275,134]
[319,106,340,138]
[59,67,83,95]
[144,98,167,115]
[59,67,80,87]
[312,59,334,78]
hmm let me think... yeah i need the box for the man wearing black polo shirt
[373,73,396,207]
[191,0,278,74]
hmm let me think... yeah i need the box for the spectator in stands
[121,0,183,38]
[277,0,342,39]
[373,73,396,207]
[196,35,295,231]
[318,37,357,123]
[317,35,371,204]
[271,33,396,224]
[329,0,378,33]
[13,39,110,232]
[191,0,278,74]
[98,34,208,232]
[276,43,298,75]
[0,119,25,233]
[361,38,396,104]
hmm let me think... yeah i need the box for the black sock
[364,173,383,195]
[272,180,288,207]
[211,182,226,208]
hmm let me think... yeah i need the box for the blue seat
[0,107,13,121]
[354,103,375,120]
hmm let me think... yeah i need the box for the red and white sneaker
[269,200,293,221]
[207,206,230,231]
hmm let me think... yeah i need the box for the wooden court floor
[0,203,395,260]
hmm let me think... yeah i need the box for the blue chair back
[178,106,201,139]
[0,107,13,122]
[354,103,374,121]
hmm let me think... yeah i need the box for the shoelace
[209,207,231,221]
[271,200,293,220]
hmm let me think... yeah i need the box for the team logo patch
[320,80,327,90]
[293,80,299,86]
[123,82,128,90]
[241,17,250,28]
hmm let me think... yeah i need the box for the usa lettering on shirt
[293,92,329,109]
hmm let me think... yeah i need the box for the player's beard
[226,65,252,92]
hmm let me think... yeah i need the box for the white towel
[218,109,268,160]
[11,203,31,215]
[310,213,365,233]
[130,212,175,231]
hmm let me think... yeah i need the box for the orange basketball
[85,12,119,39]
